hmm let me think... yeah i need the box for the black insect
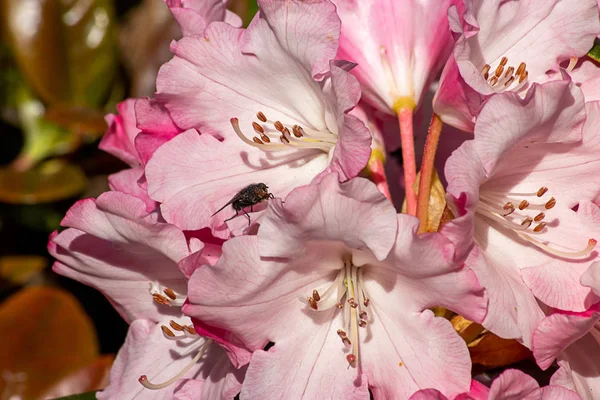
[211,183,274,225]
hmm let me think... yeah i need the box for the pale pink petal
[166,0,234,37]
[324,114,372,181]
[409,389,448,400]
[539,386,582,400]
[107,168,158,213]
[533,307,600,370]
[567,59,600,102]
[257,173,397,261]
[487,369,540,400]
[100,99,141,167]
[49,193,192,322]
[551,331,600,400]
[582,262,600,297]
[333,0,461,113]
[146,129,328,236]
[98,319,241,400]
[454,0,600,96]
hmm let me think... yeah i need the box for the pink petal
[257,173,397,261]
[551,338,600,400]
[134,98,182,165]
[409,389,448,400]
[146,129,327,235]
[107,168,158,213]
[324,114,372,181]
[539,386,582,400]
[99,99,141,167]
[582,262,600,297]
[568,59,600,102]
[488,369,541,400]
[454,0,600,96]
[49,193,192,322]
[532,307,600,370]
[166,0,238,37]
[333,0,461,113]
[98,319,242,400]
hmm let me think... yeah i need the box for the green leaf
[53,391,97,400]
[588,38,600,62]
[1,0,118,107]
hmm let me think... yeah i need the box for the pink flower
[332,0,462,114]
[442,80,600,348]
[100,99,141,168]
[165,0,242,37]
[410,370,580,400]
[146,0,371,236]
[433,0,600,132]
[183,174,486,398]
[48,191,243,399]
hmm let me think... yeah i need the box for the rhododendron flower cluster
[49,0,600,398]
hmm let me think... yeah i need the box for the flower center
[305,258,371,368]
[231,111,336,153]
[477,186,596,258]
[480,56,529,93]
[138,283,211,390]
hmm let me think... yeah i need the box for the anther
[292,125,303,138]
[534,213,545,222]
[504,66,514,78]
[519,71,528,84]
[533,222,547,233]
[359,320,367,328]
[348,298,357,308]
[545,197,556,209]
[363,298,370,307]
[280,134,290,144]
[537,187,548,197]
[253,137,264,145]
[489,75,499,86]
[260,134,270,143]
[182,325,195,335]
[516,62,526,76]
[170,320,184,331]
[495,64,504,78]
[336,303,344,309]
[312,290,321,302]
[521,218,533,228]
[163,287,176,300]
[503,202,515,216]
[504,76,515,87]
[161,325,175,337]
[481,64,491,79]
[252,122,264,134]
[274,121,284,132]
[359,311,367,320]
[518,200,529,210]
[499,56,508,67]
[153,294,171,306]
[257,111,267,122]
[346,354,357,366]
[308,297,318,310]
[337,329,347,338]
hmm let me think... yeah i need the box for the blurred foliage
[0,287,99,399]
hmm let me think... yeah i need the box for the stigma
[480,57,529,93]
[231,111,337,153]
[477,186,596,258]
[305,257,371,368]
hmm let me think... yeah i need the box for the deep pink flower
[146,0,371,236]
[184,174,486,398]
[433,0,600,132]
[410,370,580,400]
[332,0,461,114]
[48,192,242,399]
[442,80,600,348]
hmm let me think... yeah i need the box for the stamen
[274,121,284,132]
[307,297,318,310]
[534,212,545,222]
[163,287,176,300]
[490,76,499,86]
[519,200,529,210]
[312,290,321,302]
[260,134,271,143]
[153,294,171,306]
[280,134,290,144]
[253,137,264,145]
[516,62,526,76]
[504,76,515,87]
[170,320,184,331]
[482,64,491,80]
[533,222,547,232]
[494,63,504,78]
[252,122,264,134]
[183,325,197,335]
[545,197,556,209]
[519,71,528,84]
[504,66,514,78]
[139,340,212,390]
[161,325,175,338]
[499,56,508,67]
[292,125,304,138]
[521,218,532,228]
[537,187,548,197]
[256,111,267,122]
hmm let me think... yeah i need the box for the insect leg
[242,208,251,226]
[224,210,239,223]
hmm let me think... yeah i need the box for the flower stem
[397,108,417,215]
[417,114,443,233]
